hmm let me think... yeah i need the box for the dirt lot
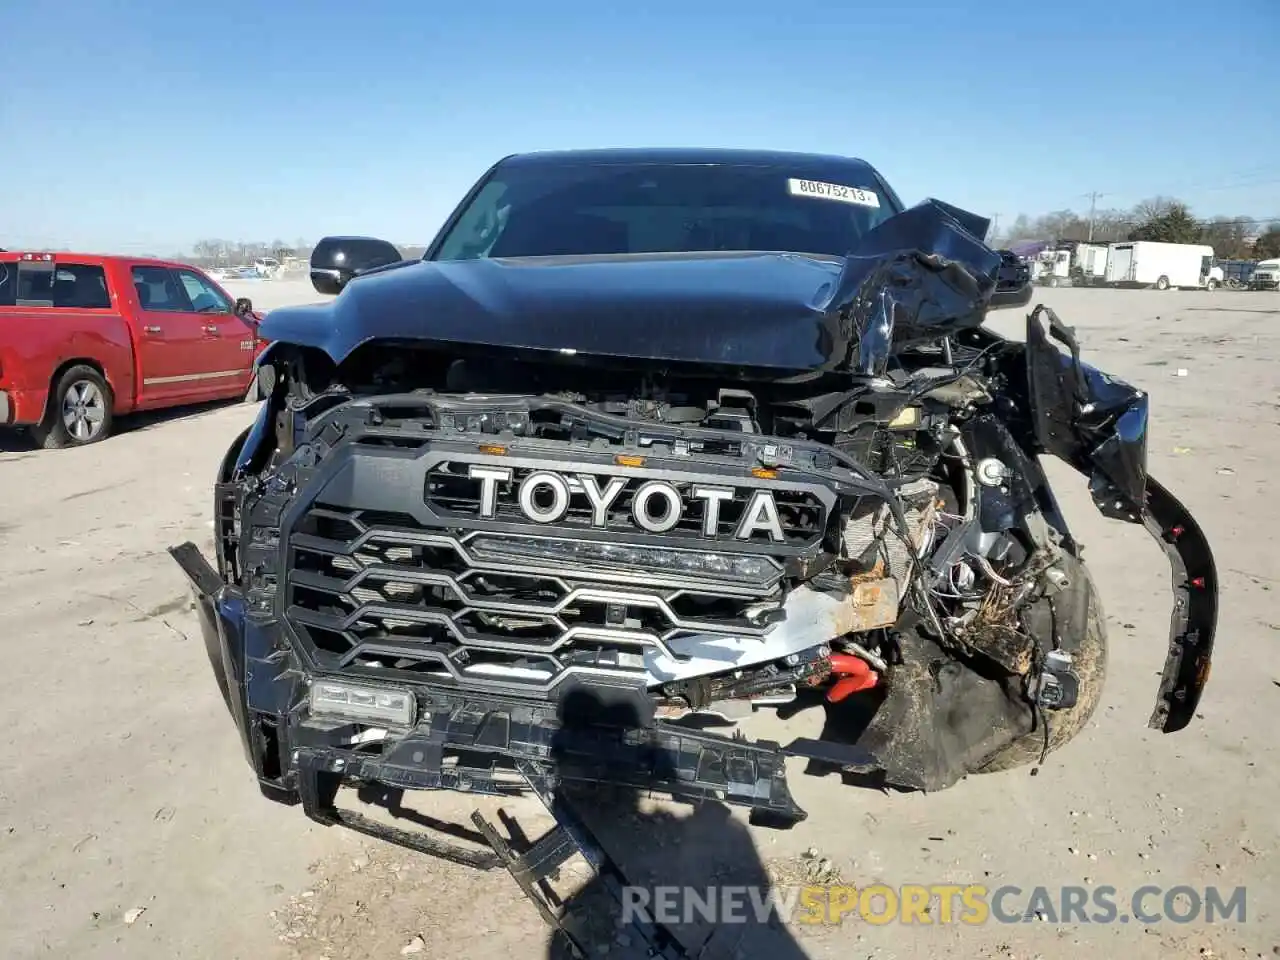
[2,285,1277,960]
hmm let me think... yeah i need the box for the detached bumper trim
[291,692,808,825]
[1142,476,1219,733]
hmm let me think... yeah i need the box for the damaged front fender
[1019,305,1218,733]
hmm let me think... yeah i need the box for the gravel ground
[1,285,1277,960]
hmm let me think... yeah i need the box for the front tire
[31,365,114,449]
[1155,275,1170,291]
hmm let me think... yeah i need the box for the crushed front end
[174,391,878,829]
[172,315,1218,838]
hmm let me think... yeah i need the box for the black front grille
[284,504,786,693]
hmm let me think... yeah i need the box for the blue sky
[2,0,1277,252]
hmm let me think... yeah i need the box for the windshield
[431,162,899,261]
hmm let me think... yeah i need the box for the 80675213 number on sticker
[787,177,880,208]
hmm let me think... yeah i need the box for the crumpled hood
[260,199,1003,377]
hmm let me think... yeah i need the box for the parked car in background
[0,252,266,448]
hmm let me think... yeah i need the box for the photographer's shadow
[535,690,812,959]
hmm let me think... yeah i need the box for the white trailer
[1104,241,1222,290]
[1072,243,1108,284]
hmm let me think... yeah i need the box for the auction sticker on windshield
[788,178,880,208]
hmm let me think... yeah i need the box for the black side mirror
[310,236,404,295]
[988,249,1034,311]
[234,297,254,317]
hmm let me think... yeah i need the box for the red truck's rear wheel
[31,365,114,449]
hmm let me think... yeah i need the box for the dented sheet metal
[255,198,1011,379]
[835,577,901,634]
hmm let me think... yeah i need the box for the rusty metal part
[849,558,887,584]
[832,576,901,634]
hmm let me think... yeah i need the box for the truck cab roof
[0,251,204,272]
[499,146,881,169]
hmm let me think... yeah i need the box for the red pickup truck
[0,252,266,448]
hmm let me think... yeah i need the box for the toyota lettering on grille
[466,464,786,541]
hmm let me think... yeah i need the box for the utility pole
[990,213,1000,244]
[1085,191,1104,241]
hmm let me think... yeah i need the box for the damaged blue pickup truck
[171,148,1216,876]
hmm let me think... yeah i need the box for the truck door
[129,265,229,404]
[1110,245,1134,283]
[171,267,255,397]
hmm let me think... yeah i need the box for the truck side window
[131,265,190,312]
[0,262,14,307]
[174,269,233,314]
[6,262,110,308]
[50,265,111,309]
[16,262,54,305]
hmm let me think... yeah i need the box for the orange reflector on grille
[615,454,645,467]
[478,443,507,456]
[751,467,777,480]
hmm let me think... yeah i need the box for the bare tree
[999,214,1036,246]
[1088,210,1131,243]
[1131,196,1177,225]
[1254,226,1280,259]
[1201,216,1255,259]
[1038,209,1085,241]
[1127,200,1201,244]
[190,239,222,266]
